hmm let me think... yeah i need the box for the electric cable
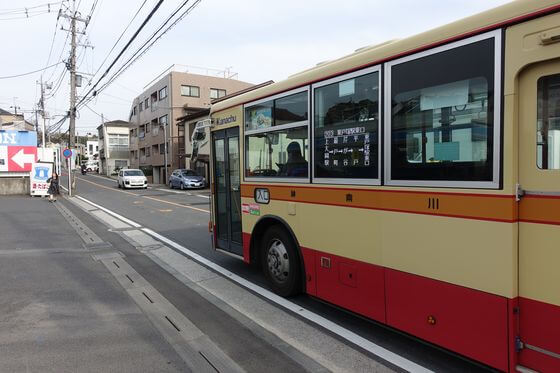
[0,62,64,79]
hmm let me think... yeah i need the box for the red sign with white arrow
[7,146,37,172]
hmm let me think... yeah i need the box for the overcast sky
[0,0,512,136]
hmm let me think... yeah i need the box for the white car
[86,163,98,172]
[117,169,148,189]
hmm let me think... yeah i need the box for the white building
[97,120,131,176]
[86,140,99,159]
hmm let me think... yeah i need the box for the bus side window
[537,74,560,169]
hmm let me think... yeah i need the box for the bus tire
[261,226,301,297]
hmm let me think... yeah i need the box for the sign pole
[68,156,72,197]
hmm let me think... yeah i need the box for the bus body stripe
[241,185,560,225]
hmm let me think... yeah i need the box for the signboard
[30,162,53,196]
[0,131,37,172]
[63,148,72,158]
[254,188,270,204]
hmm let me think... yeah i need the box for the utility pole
[37,79,47,147]
[59,0,89,196]
[59,0,89,149]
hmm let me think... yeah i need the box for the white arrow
[12,149,35,168]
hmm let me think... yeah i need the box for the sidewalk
[0,195,187,372]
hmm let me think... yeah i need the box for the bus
[205,1,560,371]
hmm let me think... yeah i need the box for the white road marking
[196,195,210,199]
[60,186,142,228]
[64,188,432,373]
[155,188,185,195]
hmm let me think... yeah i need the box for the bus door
[212,127,243,256]
[518,59,560,369]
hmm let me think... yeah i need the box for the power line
[0,10,53,21]
[0,62,63,79]
[0,2,62,15]
[88,0,147,82]
[76,0,164,109]
[94,0,201,101]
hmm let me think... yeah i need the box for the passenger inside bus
[284,141,308,176]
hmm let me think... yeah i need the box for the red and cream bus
[206,1,560,371]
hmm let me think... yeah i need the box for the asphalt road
[66,173,497,373]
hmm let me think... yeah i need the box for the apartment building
[97,120,131,176]
[128,66,253,184]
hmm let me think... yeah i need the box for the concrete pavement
[0,195,188,372]
[0,193,396,372]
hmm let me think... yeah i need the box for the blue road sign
[63,148,72,158]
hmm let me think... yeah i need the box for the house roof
[96,120,131,130]
[0,108,14,116]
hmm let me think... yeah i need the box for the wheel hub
[267,239,289,283]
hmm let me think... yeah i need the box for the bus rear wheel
[261,226,301,297]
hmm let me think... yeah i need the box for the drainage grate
[53,202,104,246]
[165,316,181,332]
[142,292,154,304]
[198,351,220,373]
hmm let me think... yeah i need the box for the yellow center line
[77,177,210,213]
[143,195,209,213]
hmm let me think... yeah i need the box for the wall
[0,177,30,195]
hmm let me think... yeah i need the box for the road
[65,173,496,373]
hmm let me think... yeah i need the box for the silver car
[169,169,206,190]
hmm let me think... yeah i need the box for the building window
[245,87,309,179]
[89,144,93,152]
[108,134,128,151]
[386,31,501,188]
[115,160,128,168]
[313,67,380,183]
[151,92,157,111]
[159,114,168,127]
[537,74,560,169]
[139,102,143,112]
[181,85,200,97]
[210,88,226,99]
[151,118,159,136]
[159,86,167,100]
[146,146,151,157]
[144,98,149,109]
[145,122,150,133]
[133,106,137,116]
[160,143,165,154]
[152,144,158,155]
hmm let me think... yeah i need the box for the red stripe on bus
[518,297,560,372]
[297,244,509,371]
[242,232,251,263]
[385,268,509,371]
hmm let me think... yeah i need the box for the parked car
[169,169,206,190]
[117,169,148,189]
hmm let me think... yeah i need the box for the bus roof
[211,0,560,114]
